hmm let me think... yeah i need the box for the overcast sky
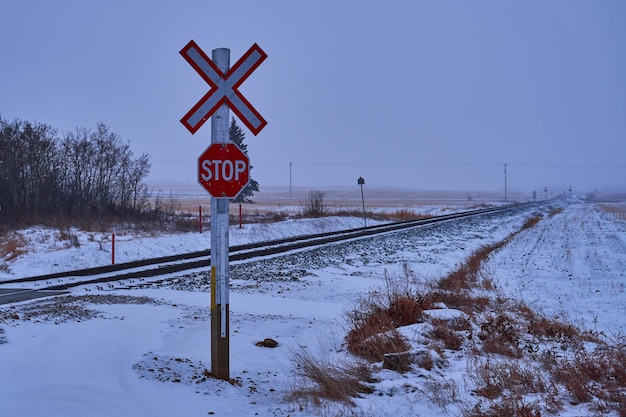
[1,1,625,195]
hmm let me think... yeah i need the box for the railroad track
[1,202,538,293]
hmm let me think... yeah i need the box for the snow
[490,203,626,336]
[1,200,625,416]
[1,216,381,279]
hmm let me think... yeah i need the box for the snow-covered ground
[490,202,626,337]
[0,216,383,279]
[1,199,625,416]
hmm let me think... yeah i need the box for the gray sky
[1,1,625,194]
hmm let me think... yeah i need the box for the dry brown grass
[478,314,524,358]
[288,349,376,407]
[347,325,411,364]
[430,319,465,351]
[465,399,544,417]
[345,294,418,363]
[344,268,437,363]
[527,317,580,342]
[431,290,491,316]
[1,233,28,262]
[469,357,548,401]
[521,215,543,230]
[550,341,626,415]
[1,233,28,271]
[547,207,563,218]
[436,236,520,293]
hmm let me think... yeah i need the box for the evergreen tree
[229,117,259,203]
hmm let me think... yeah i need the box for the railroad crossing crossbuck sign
[180,40,267,135]
[198,143,249,198]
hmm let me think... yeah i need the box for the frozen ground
[1,199,625,416]
[490,202,626,337]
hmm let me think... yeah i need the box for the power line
[252,162,502,168]
[151,160,626,169]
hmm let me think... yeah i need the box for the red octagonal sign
[198,143,249,198]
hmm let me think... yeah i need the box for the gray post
[210,47,230,381]
[358,177,366,227]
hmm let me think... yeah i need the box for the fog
[1,1,624,193]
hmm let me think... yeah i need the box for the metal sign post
[209,47,231,381]
[358,177,366,228]
[180,40,266,381]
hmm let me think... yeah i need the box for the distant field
[599,202,626,221]
[150,185,535,215]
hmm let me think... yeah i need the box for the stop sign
[198,143,250,198]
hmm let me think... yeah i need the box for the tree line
[0,117,150,223]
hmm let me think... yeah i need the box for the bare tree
[303,190,328,217]
[0,118,60,218]
[0,118,152,223]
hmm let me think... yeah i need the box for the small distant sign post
[358,177,366,228]
[180,40,266,381]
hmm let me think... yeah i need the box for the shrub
[302,190,327,217]
[430,319,465,351]
[1,234,27,262]
[478,314,523,358]
[345,309,411,362]
[345,272,434,362]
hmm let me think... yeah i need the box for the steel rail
[2,203,536,291]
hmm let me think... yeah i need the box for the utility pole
[503,163,507,201]
[289,162,292,199]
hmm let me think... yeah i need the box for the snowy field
[1,197,625,416]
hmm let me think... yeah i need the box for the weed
[414,349,435,370]
[472,358,548,399]
[288,349,375,407]
[382,351,414,373]
[345,272,435,361]
[511,300,536,321]
[526,316,580,343]
[346,323,411,363]
[432,290,491,315]
[548,207,563,217]
[436,240,510,292]
[478,314,523,358]
[1,234,28,261]
[550,341,626,414]
[430,319,465,351]
[521,214,543,230]
[465,398,543,417]
[423,377,459,410]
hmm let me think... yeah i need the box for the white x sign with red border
[180,41,267,135]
